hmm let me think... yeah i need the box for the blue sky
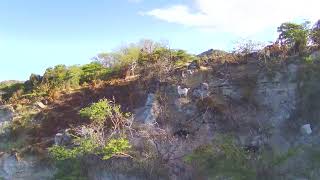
[0,0,318,81]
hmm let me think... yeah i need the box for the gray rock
[134,94,159,124]
[0,105,14,123]
[0,153,54,180]
[188,61,200,70]
[192,83,210,99]
[0,106,14,135]
[54,129,72,146]
[311,50,320,60]
[301,124,312,135]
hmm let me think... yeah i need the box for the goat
[177,85,190,97]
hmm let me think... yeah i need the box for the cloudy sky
[0,0,318,81]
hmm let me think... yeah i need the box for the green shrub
[185,135,256,180]
[101,138,131,160]
[49,145,77,161]
[79,99,113,125]
[80,62,111,83]
[53,159,88,180]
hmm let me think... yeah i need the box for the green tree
[65,65,83,88]
[277,21,310,55]
[42,65,68,88]
[80,62,110,83]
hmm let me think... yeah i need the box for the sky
[0,0,319,81]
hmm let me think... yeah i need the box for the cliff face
[1,56,320,179]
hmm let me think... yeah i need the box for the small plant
[101,138,131,160]
[80,99,113,125]
[48,145,77,161]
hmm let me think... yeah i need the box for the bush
[277,21,310,55]
[101,138,131,160]
[80,62,111,83]
[185,135,256,180]
[79,99,113,125]
[79,98,130,130]
[49,145,77,161]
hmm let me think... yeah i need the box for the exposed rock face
[192,82,210,99]
[0,105,14,123]
[0,153,54,180]
[54,129,72,146]
[0,106,14,135]
[134,93,159,124]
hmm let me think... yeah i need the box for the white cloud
[144,0,319,35]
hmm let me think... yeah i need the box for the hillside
[1,21,320,179]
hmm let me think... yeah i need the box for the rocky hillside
[1,44,320,179]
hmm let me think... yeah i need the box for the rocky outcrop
[0,105,14,135]
[0,153,54,180]
[134,93,159,124]
[0,105,14,123]
[54,129,72,146]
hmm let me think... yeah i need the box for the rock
[192,83,210,99]
[35,102,46,109]
[0,105,14,123]
[0,153,54,180]
[301,124,312,135]
[188,61,200,70]
[0,105,14,135]
[54,129,72,146]
[134,94,159,124]
[311,50,320,60]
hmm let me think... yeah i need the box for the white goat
[177,85,190,97]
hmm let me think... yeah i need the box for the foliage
[53,159,88,180]
[79,98,131,131]
[42,64,69,88]
[101,138,131,160]
[49,137,130,161]
[0,81,25,102]
[271,147,300,166]
[79,99,113,125]
[80,62,111,83]
[185,135,256,180]
[277,21,310,55]
[49,145,77,161]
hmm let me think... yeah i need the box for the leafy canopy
[277,21,310,54]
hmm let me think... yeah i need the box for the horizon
[0,0,319,81]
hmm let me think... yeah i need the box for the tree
[311,20,320,48]
[80,62,110,83]
[42,65,68,88]
[277,21,310,55]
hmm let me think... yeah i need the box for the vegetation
[48,98,132,178]
[185,135,256,180]
[2,19,320,179]
[277,21,310,55]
